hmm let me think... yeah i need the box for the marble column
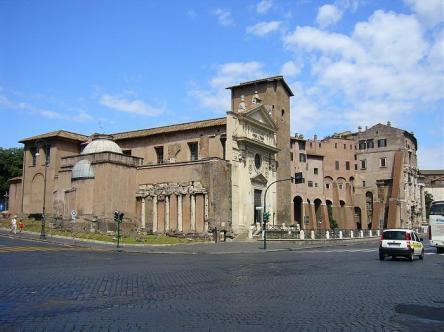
[165,195,170,232]
[177,194,183,232]
[191,194,196,232]
[141,197,146,229]
[152,195,158,233]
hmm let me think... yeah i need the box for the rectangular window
[188,142,199,161]
[155,146,164,164]
[290,152,293,161]
[343,144,346,149]
[361,159,367,170]
[363,181,366,187]
[346,161,350,170]
[298,141,305,150]
[30,147,37,166]
[380,157,386,167]
[314,183,318,187]
[338,184,343,190]
[350,144,352,150]
[334,143,337,148]
[318,143,321,148]
[326,183,330,189]
[299,153,306,162]
[44,145,50,165]
[378,138,387,147]
[307,181,313,187]
[367,139,374,149]
[354,155,357,160]
[359,140,366,150]
[355,164,358,170]
[314,168,318,175]
[335,160,339,170]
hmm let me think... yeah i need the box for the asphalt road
[0,235,443,331]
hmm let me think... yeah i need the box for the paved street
[0,234,443,331]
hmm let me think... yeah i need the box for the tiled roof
[226,75,294,96]
[20,130,88,143]
[112,118,226,141]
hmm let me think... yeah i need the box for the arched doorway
[366,192,373,229]
[293,196,303,227]
[354,207,362,230]
[314,199,323,226]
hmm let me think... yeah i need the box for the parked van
[429,200,444,253]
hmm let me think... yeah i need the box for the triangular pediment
[240,105,278,132]
[251,173,268,186]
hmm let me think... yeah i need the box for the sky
[0,0,443,169]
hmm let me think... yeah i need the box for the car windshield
[383,231,406,240]
[430,204,444,216]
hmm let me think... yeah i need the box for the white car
[379,229,424,261]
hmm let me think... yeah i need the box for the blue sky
[1,0,443,168]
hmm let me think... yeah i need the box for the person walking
[10,215,17,234]
[18,219,24,233]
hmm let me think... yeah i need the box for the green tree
[0,147,23,196]
[425,191,434,220]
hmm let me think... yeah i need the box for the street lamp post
[262,177,294,250]
[35,140,49,240]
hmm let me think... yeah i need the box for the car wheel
[438,247,444,254]
[379,253,384,261]
[419,249,424,260]
[409,252,414,262]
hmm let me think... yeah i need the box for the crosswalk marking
[0,246,93,253]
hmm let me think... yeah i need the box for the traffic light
[263,211,270,223]
[114,210,124,223]
[118,212,124,222]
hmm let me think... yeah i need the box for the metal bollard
[350,230,354,238]
[300,230,305,240]
[326,230,330,240]
[311,230,315,239]
[369,230,373,237]
[360,230,364,238]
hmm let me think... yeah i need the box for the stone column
[191,194,196,232]
[165,195,170,232]
[204,193,209,233]
[177,194,183,232]
[152,195,158,233]
[141,197,146,229]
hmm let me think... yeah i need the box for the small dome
[72,160,94,179]
[81,135,122,155]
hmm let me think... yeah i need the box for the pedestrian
[10,215,17,234]
[18,219,24,233]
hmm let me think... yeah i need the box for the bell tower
[227,76,294,225]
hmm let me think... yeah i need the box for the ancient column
[177,194,183,232]
[165,195,170,232]
[141,197,146,229]
[191,194,196,232]
[152,195,158,233]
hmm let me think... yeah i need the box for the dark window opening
[44,145,50,165]
[380,157,386,167]
[361,159,367,169]
[188,142,199,161]
[335,161,339,170]
[30,147,37,166]
[122,150,132,156]
[299,153,306,162]
[298,141,306,150]
[367,139,374,149]
[308,181,313,187]
[314,168,318,175]
[359,140,366,150]
[378,139,387,147]
[155,146,164,164]
[346,161,350,170]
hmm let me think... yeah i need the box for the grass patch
[0,219,208,245]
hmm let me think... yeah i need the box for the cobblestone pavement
[0,235,443,331]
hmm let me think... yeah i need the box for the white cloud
[316,4,343,28]
[283,9,444,133]
[213,8,234,27]
[418,146,444,169]
[0,94,94,122]
[189,61,266,113]
[99,94,164,116]
[404,0,444,27]
[246,21,281,36]
[256,0,273,14]
[281,61,301,77]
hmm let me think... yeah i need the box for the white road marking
[297,248,377,253]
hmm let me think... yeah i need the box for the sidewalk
[0,228,380,255]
